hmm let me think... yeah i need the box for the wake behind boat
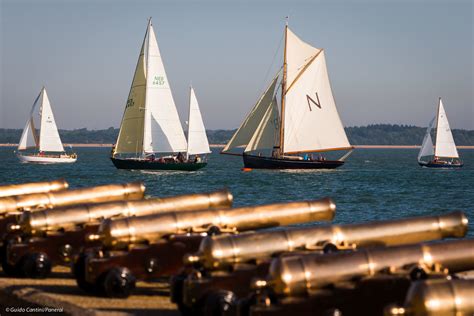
[418,98,463,168]
[111,19,210,171]
[16,87,77,164]
[221,22,353,169]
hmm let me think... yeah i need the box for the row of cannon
[0,179,473,316]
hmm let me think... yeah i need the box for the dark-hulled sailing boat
[418,98,463,168]
[111,19,210,171]
[221,23,353,169]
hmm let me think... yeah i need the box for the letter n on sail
[306,93,321,111]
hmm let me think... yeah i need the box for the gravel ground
[0,266,179,316]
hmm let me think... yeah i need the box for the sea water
[1,147,473,236]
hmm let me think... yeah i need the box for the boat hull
[418,160,463,168]
[111,157,207,171]
[17,153,77,164]
[243,154,344,169]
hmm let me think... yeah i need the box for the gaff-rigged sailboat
[111,19,209,171]
[16,87,77,164]
[221,23,353,169]
[418,98,463,168]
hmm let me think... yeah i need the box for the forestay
[434,99,459,158]
[222,73,279,154]
[38,89,64,152]
[143,21,187,154]
[186,87,211,156]
[283,28,351,154]
[418,117,435,162]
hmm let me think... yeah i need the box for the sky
[0,0,472,130]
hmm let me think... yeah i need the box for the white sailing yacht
[222,22,353,169]
[418,98,463,168]
[111,19,210,171]
[17,87,77,164]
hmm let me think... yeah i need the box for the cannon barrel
[267,238,474,297]
[97,197,336,248]
[195,211,468,269]
[20,188,233,232]
[0,179,68,198]
[0,182,145,214]
[385,279,474,316]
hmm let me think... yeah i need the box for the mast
[186,85,192,160]
[142,17,152,158]
[279,20,288,156]
[433,97,440,159]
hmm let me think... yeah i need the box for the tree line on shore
[1,125,473,145]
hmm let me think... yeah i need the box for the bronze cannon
[267,238,474,297]
[77,198,335,298]
[175,212,468,315]
[0,179,68,198]
[385,279,474,316]
[19,188,233,233]
[95,198,336,249]
[3,189,233,278]
[247,239,474,316]
[0,182,146,214]
[192,211,468,269]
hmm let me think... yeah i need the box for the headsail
[18,91,41,150]
[434,98,459,158]
[186,87,211,156]
[114,25,148,155]
[143,20,187,154]
[38,88,64,152]
[245,96,279,152]
[417,117,435,162]
[282,28,351,154]
[222,72,280,155]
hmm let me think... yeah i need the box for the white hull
[17,153,77,164]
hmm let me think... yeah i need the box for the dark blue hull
[418,160,463,168]
[243,154,344,169]
[111,157,207,171]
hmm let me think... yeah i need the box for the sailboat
[16,87,77,164]
[221,23,353,169]
[111,19,209,171]
[418,98,463,168]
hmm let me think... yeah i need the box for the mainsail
[434,98,459,158]
[418,117,435,162]
[115,19,187,156]
[38,88,64,152]
[222,73,280,154]
[282,28,351,154]
[186,87,211,156]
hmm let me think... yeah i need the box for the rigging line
[257,31,284,101]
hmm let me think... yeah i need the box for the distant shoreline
[1,144,473,149]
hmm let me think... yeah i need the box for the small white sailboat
[418,98,462,168]
[111,19,209,171]
[221,22,353,169]
[17,87,77,164]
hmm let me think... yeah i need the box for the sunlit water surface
[1,147,472,236]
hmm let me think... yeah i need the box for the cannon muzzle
[195,211,468,269]
[0,179,68,198]
[0,182,145,214]
[20,188,233,232]
[385,279,474,316]
[97,197,336,248]
[267,238,474,297]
